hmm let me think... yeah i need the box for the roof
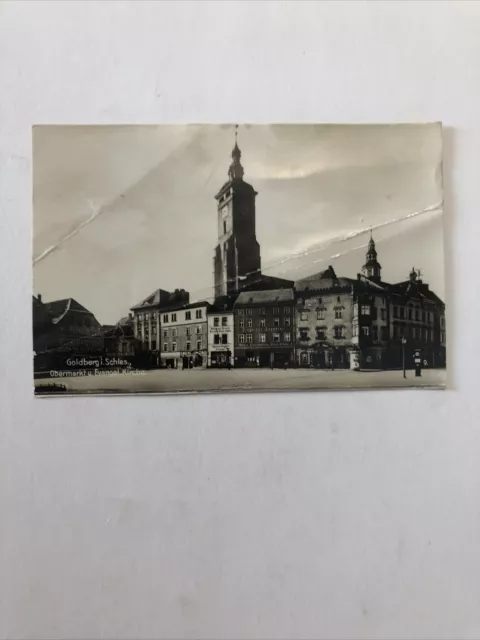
[130,288,173,310]
[235,289,294,305]
[42,298,97,324]
[388,280,444,306]
[181,300,213,311]
[295,266,387,293]
[210,294,238,312]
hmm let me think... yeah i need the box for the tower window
[223,221,227,234]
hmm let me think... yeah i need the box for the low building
[161,301,211,369]
[207,295,237,367]
[33,295,103,372]
[233,289,295,368]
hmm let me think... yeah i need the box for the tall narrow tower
[362,231,382,283]
[213,129,261,298]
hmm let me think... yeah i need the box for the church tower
[213,129,261,298]
[362,232,382,283]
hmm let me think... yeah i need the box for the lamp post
[402,337,407,378]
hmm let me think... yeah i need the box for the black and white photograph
[33,123,446,395]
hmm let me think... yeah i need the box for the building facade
[387,268,446,369]
[207,295,236,368]
[160,301,211,369]
[130,288,189,364]
[233,289,295,367]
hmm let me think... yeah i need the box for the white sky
[33,124,444,324]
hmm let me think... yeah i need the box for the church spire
[362,230,382,282]
[228,124,244,181]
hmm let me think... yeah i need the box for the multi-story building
[233,289,295,367]
[161,301,211,369]
[387,268,446,368]
[130,288,189,359]
[207,295,236,368]
[294,232,446,370]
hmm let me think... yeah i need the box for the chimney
[37,293,42,302]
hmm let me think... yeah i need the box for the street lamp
[402,337,407,378]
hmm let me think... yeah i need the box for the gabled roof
[42,298,97,324]
[130,288,172,310]
[235,288,294,305]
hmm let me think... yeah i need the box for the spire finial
[228,124,244,180]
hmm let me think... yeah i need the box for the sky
[33,124,444,325]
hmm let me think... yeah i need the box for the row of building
[126,239,445,370]
[33,133,446,372]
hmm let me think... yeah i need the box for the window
[415,309,420,321]
[186,327,191,336]
[334,326,345,339]
[284,332,291,342]
[316,327,326,340]
[260,318,266,328]
[185,311,191,320]
[360,305,370,316]
[197,340,202,351]
[408,308,413,320]
[223,221,227,234]
[196,309,202,319]
[152,325,157,335]
[247,319,253,328]
[239,309,244,315]
[163,329,168,338]
[372,326,378,341]
[335,309,343,319]
[441,331,446,344]
[362,326,370,336]
[239,319,244,329]
[300,352,309,365]
[172,328,177,337]
[318,297,322,304]
[222,316,228,326]
[260,308,266,315]
[172,342,177,352]
[239,334,245,344]
[273,333,280,343]
[284,317,291,327]
[171,313,177,322]
[317,310,325,320]
[214,334,220,345]
[273,318,280,327]
[164,343,169,351]
[246,334,253,343]
[221,334,228,344]
[422,311,426,322]
[259,333,266,343]
[163,314,169,323]
[381,326,388,341]
[400,307,405,319]
[196,325,202,334]
[381,308,386,321]
[393,306,398,318]
[284,306,289,314]
[246,308,253,316]
[186,341,191,351]
[412,327,417,339]
[151,340,156,350]
[214,317,220,327]
[300,312,308,321]
[299,328,309,341]
[353,325,358,337]
[337,296,341,303]
[273,307,280,315]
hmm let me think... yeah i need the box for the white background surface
[0,2,479,638]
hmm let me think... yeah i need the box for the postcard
[33,124,446,395]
